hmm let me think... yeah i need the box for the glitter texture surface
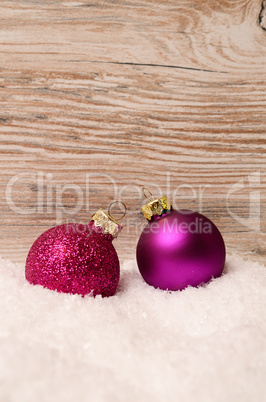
[25,223,120,297]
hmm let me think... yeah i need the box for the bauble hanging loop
[108,200,127,222]
[142,187,155,202]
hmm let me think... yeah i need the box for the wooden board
[0,0,265,264]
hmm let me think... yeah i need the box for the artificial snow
[0,254,265,402]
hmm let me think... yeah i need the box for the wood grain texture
[0,0,265,264]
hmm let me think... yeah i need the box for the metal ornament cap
[91,208,123,238]
[141,195,171,220]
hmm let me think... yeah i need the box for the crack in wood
[87,60,228,74]
[259,0,266,30]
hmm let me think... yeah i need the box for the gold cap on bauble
[91,202,126,238]
[141,188,171,220]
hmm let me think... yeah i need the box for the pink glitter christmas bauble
[25,222,120,297]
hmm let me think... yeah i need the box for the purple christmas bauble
[136,209,226,291]
[26,209,122,297]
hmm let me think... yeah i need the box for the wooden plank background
[0,0,265,264]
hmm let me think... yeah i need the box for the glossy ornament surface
[137,195,226,291]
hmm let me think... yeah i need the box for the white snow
[0,254,265,402]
